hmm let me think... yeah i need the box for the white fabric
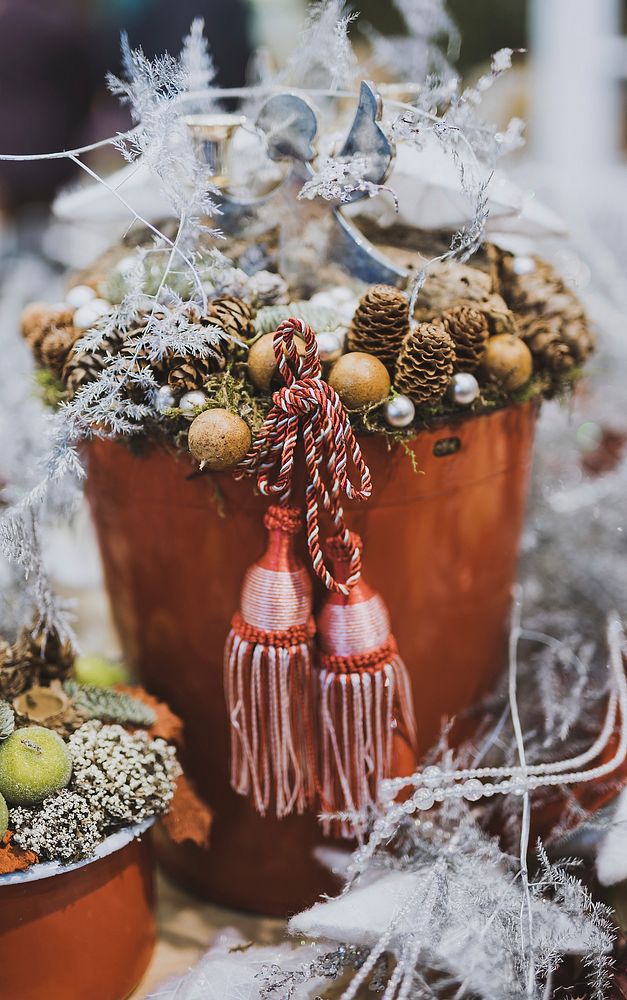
[596,785,627,886]
[147,928,323,1000]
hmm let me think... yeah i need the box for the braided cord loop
[236,318,372,594]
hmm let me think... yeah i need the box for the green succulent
[64,680,156,728]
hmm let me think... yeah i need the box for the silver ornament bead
[73,298,112,330]
[383,394,415,428]
[451,372,479,406]
[65,284,96,309]
[155,385,176,413]
[316,330,343,363]
[179,390,207,418]
[511,255,536,276]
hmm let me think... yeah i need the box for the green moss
[33,369,67,408]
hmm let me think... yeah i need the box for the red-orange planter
[0,825,155,1000]
[84,401,537,915]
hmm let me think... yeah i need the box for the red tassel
[225,504,316,817]
[316,533,418,834]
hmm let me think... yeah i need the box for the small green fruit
[0,793,8,839]
[75,654,129,689]
[0,726,72,806]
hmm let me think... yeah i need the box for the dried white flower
[68,720,180,827]
[11,789,102,862]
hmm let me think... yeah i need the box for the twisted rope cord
[236,318,372,595]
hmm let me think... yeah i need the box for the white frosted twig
[508,588,535,997]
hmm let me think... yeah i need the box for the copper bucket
[0,827,155,1000]
[84,401,537,915]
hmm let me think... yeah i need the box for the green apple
[74,654,129,688]
[0,727,72,806]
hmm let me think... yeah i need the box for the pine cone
[440,305,489,372]
[520,316,575,375]
[62,329,126,396]
[21,303,78,373]
[168,355,214,393]
[39,327,81,379]
[493,251,596,367]
[245,271,289,309]
[209,296,255,342]
[0,638,38,700]
[16,624,74,684]
[395,321,456,405]
[348,284,409,369]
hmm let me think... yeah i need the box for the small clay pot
[0,823,155,1000]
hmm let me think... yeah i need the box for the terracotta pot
[84,401,537,915]
[0,824,155,1000]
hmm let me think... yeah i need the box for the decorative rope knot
[236,317,372,595]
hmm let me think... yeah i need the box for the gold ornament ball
[188,408,252,471]
[328,352,391,410]
[480,334,533,391]
[247,332,306,393]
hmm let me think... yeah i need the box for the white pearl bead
[451,372,479,406]
[155,385,176,413]
[179,390,207,418]
[73,299,112,330]
[421,765,443,787]
[65,284,96,309]
[461,778,484,802]
[413,787,435,810]
[383,394,415,428]
[316,331,342,363]
[511,255,536,276]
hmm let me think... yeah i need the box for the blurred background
[1,0,627,269]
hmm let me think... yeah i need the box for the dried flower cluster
[68,720,179,827]
[9,721,180,862]
[11,789,101,863]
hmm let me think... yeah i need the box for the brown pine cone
[62,330,125,396]
[168,355,214,393]
[395,321,456,405]
[15,623,74,684]
[440,305,489,372]
[0,638,38,700]
[492,250,596,367]
[208,296,255,342]
[520,316,575,375]
[21,303,77,370]
[348,284,409,369]
[39,327,81,379]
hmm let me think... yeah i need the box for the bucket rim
[0,818,154,886]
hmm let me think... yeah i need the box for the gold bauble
[188,408,252,471]
[480,335,533,391]
[247,332,306,393]
[328,352,391,409]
